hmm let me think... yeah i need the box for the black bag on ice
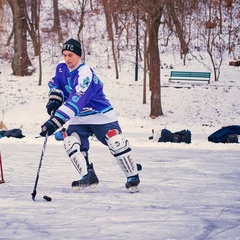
[158,129,191,144]
[0,129,25,139]
[208,125,240,143]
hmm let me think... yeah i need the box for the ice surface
[0,52,239,239]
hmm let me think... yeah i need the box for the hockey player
[40,39,141,192]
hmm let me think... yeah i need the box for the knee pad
[63,135,87,177]
[106,129,138,177]
[105,129,130,156]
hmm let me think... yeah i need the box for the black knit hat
[62,39,82,56]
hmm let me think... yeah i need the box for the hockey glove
[40,116,65,137]
[46,91,63,115]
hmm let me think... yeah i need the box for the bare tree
[106,0,164,116]
[165,0,197,65]
[201,0,229,81]
[0,0,3,31]
[142,26,148,104]
[0,0,5,58]
[53,0,63,43]
[146,1,164,118]
[76,0,87,41]
[128,0,164,117]
[6,0,34,76]
[36,0,42,86]
[224,0,240,57]
[25,0,40,56]
[101,0,119,79]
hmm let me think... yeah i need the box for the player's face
[62,50,81,70]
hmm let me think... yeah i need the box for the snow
[0,50,240,239]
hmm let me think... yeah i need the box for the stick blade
[31,190,37,201]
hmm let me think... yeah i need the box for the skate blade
[72,183,99,192]
[128,186,140,193]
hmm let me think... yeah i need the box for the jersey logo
[65,85,72,93]
[93,75,99,84]
[71,95,80,103]
[65,77,73,93]
[80,77,90,88]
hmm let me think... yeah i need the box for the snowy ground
[0,55,240,239]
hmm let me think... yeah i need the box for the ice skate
[72,163,99,189]
[125,174,140,193]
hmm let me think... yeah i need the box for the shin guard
[63,135,87,177]
[106,129,138,177]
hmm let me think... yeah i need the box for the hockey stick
[31,132,49,201]
[0,151,5,183]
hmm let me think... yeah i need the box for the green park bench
[169,71,211,84]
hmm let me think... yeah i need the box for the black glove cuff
[49,91,63,103]
[51,116,65,128]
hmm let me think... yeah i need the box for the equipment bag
[208,125,240,143]
[0,129,25,139]
[158,129,191,144]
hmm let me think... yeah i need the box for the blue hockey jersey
[48,61,118,125]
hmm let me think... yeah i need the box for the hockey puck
[43,195,52,201]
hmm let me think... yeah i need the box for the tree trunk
[0,0,4,31]
[167,1,188,64]
[148,13,163,118]
[53,0,63,43]
[28,0,39,56]
[143,29,147,104]
[102,0,119,79]
[37,0,42,86]
[7,0,34,76]
[76,0,87,58]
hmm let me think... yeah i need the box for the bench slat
[169,71,211,84]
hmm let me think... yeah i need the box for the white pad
[63,135,87,177]
[106,129,138,177]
